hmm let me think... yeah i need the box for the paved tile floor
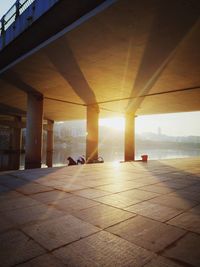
[0,158,200,267]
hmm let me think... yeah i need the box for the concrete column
[25,93,43,169]
[86,105,99,163]
[124,113,135,161]
[46,120,54,167]
[9,116,22,170]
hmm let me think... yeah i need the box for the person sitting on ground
[77,156,85,165]
[67,156,77,166]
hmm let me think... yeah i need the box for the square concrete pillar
[124,113,135,161]
[46,120,54,168]
[25,93,43,169]
[9,116,22,170]
[86,105,99,163]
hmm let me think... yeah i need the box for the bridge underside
[0,0,200,169]
[0,0,199,120]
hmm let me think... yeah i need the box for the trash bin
[141,154,148,162]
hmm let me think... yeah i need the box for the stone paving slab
[53,231,155,267]
[190,204,200,214]
[0,158,200,266]
[76,179,113,187]
[144,256,185,267]
[96,181,143,193]
[0,230,45,267]
[0,196,42,212]
[140,184,176,194]
[72,204,136,229]
[72,188,111,199]
[149,195,198,210]
[168,211,200,234]
[11,168,58,181]
[0,190,24,200]
[168,189,200,202]
[35,179,66,187]
[163,232,200,267]
[95,194,142,208]
[16,254,65,267]
[15,183,53,195]
[0,184,10,192]
[23,215,100,250]
[125,201,182,222]
[52,195,100,212]
[54,183,88,192]
[107,215,186,252]
[184,184,200,193]
[117,188,160,201]
[132,178,171,187]
[155,180,198,190]
[0,177,26,190]
[173,176,200,182]
[4,204,65,226]
[30,190,72,204]
[0,216,15,233]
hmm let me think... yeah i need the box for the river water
[19,139,200,168]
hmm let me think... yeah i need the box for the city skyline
[56,110,200,137]
[98,111,200,137]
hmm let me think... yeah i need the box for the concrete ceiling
[0,0,200,121]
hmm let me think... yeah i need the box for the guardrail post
[15,0,21,19]
[0,15,5,35]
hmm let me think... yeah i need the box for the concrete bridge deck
[0,157,200,266]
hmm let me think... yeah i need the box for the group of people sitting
[67,156,104,166]
[67,156,85,166]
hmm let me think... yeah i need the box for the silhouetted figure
[67,157,77,166]
[77,156,85,165]
[97,157,104,163]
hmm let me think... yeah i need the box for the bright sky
[0,0,15,19]
[136,112,200,136]
[100,111,200,137]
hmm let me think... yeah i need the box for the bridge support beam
[86,105,99,163]
[25,93,43,169]
[124,113,135,161]
[9,116,22,170]
[46,120,54,168]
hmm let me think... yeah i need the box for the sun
[99,117,125,131]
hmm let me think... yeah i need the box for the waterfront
[51,147,200,167]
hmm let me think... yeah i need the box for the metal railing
[0,0,35,35]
